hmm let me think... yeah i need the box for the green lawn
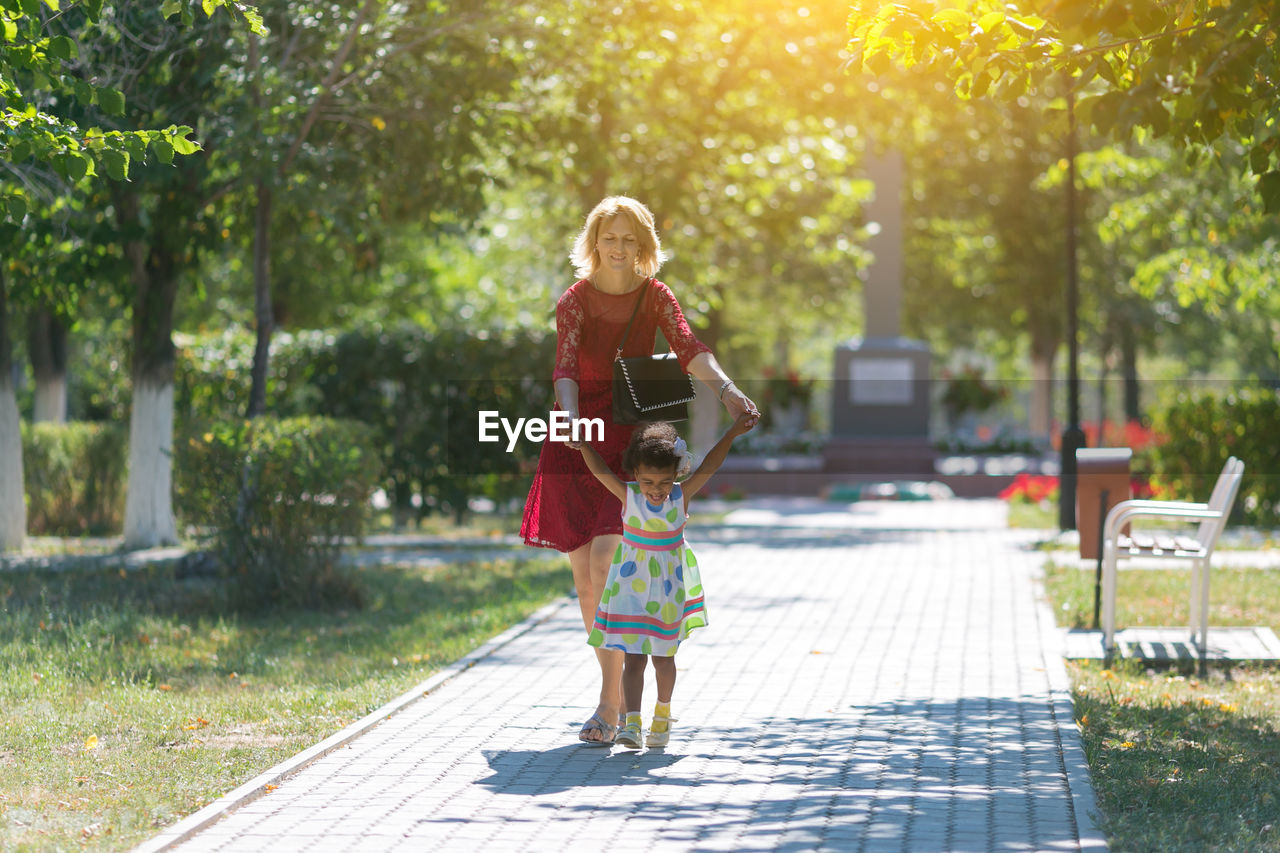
[1043,562,1280,852]
[0,554,571,852]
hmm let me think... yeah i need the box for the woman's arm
[682,412,756,509]
[650,282,759,422]
[555,377,586,449]
[687,351,759,421]
[579,443,628,502]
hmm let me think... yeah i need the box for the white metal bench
[1100,456,1245,661]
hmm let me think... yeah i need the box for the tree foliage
[0,0,265,221]
[846,0,1280,212]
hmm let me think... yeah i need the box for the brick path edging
[1033,573,1108,850]
[130,596,576,853]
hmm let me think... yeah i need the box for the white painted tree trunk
[0,380,25,551]
[1029,357,1053,439]
[32,375,67,423]
[690,379,720,469]
[123,378,178,548]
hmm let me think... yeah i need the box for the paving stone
[155,504,1104,852]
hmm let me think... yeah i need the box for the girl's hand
[722,384,759,422]
[729,410,758,436]
[563,411,584,450]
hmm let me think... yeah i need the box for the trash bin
[1076,448,1132,560]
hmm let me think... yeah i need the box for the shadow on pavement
[463,698,1081,850]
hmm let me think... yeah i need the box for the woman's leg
[569,535,624,740]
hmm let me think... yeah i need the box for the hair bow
[673,437,693,477]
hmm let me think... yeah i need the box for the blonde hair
[570,196,665,279]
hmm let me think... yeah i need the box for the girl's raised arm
[579,444,628,503]
[682,412,756,510]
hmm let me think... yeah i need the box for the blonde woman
[520,196,758,745]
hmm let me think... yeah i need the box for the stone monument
[824,150,936,476]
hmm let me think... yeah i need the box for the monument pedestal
[822,150,937,482]
[823,336,936,477]
[823,437,937,476]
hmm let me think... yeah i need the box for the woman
[520,196,759,745]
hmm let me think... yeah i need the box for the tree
[225,0,529,416]
[845,0,1280,216]
[479,0,875,416]
[0,0,261,551]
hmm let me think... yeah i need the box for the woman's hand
[722,384,759,424]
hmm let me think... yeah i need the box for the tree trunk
[1119,319,1140,422]
[122,196,179,549]
[246,178,274,418]
[28,309,68,423]
[1028,329,1056,440]
[0,272,27,551]
[689,290,724,462]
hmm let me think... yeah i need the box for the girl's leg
[647,655,678,747]
[569,536,624,741]
[617,654,648,748]
[651,655,676,703]
[621,653,648,711]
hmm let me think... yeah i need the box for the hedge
[21,421,127,536]
[1145,387,1280,526]
[174,416,383,608]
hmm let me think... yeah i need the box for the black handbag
[611,280,696,424]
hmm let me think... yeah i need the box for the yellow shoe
[616,713,643,749]
[645,713,676,748]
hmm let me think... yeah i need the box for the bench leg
[1188,558,1202,644]
[1198,556,1212,666]
[1101,541,1118,656]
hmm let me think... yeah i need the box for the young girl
[577,412,756,748]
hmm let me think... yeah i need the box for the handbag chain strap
[613,278,651,360]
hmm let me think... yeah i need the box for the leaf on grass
[183,717,210,730]
[83,734,99,752]
[158,684,173,691]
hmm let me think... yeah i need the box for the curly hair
[622,422,689,477]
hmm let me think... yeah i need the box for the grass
[0,553,572,851]
[1043,562,1280,851]
[1005,498,1058,529]
[367,510,524,538]
[1044,561,1280,632]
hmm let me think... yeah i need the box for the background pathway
[143,499,1106,852]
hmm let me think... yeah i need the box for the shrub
[1145,388,1280,526]
[175,417,383,609]
[175,328,328,427]
[308,323,554,523]
[21,422,127,535]
[174,323,555,524]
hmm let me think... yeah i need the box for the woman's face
[595,215,640,274]
[635,464,677,506]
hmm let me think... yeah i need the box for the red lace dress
[520,278,711,552]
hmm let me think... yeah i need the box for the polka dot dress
[587,482,707,656]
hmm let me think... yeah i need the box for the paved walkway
[142,500,1106,852]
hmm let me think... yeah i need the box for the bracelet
[718,379,734,401]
